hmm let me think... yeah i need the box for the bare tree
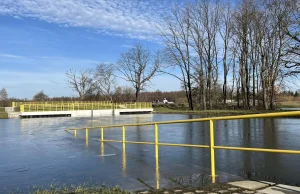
[66,69,95,100]
[94,63,116,102]
[159,5,195,110]
[282,0,300,73]
[116,44,161,102]
[33,90,48,101]
[0,88,8,101]
[219,2,233,105]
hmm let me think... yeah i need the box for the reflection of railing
[65,111,300,189]
[19,102,152,112]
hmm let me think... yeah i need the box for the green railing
[65,111,300,189]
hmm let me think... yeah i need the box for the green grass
[0,112,8,119]
[278,101,300,108]
[153,106,279,116]
[0,107,5,112]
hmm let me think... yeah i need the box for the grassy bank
[153,106,281,116]
[18,185,131,194]
[278,101,300,108]
[0,112,8,119]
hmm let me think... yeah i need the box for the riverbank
[16,185,130,194]
[153,107,282,116]
[24,180,300,194]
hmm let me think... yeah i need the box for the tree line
[66,0,299,110]
[66,45,162,103]
[159,0,299,110]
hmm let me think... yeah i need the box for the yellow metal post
[101,127,104,142]
[74,130,77,138]
[20,105,24,112]
[86,128,89,147]
[101,142,104,155]
[122,126,126,143]
[154,123,160,190]
[122,142,127,175]
[122,125,127,175]
[12,102,15,107]
[209,120,216,183]
[155,124,159,161]
[155,152,160,190]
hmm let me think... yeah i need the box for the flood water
[0,114,300,192]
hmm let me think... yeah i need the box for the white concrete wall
[21,110,114,117]
[114,108,153,115]
[8,112,20,118]
[93,110,113,116]
[5,107,16,113]
[20,109,153,118]
[20,111,73,116]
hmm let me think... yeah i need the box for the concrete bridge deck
[19,108,153,118]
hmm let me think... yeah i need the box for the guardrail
[19,102,152,112]
[13,101,111,107]
[114,102,152,109]
[65,111,300,187]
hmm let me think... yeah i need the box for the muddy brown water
[0,114,299,192]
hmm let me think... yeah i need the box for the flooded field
[0,114,300,192]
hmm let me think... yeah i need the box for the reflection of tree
[262,118,279,182]
[183,115,194,166]
[242,119,251,179]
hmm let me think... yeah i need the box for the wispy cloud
[0,53,23,58]
[0,0,175,41]
[120,44,134,48]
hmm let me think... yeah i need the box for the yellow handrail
[65,111,300,185]
[19,102,152,112]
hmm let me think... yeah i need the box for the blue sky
[0,0,183,99]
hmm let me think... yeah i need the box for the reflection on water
[1,114,300,192]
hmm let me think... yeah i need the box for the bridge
[12,101,153,118]
[65,111,300,190]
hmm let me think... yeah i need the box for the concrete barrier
[19,108,153,118]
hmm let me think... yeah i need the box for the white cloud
[120,44,134,48]
[0,53,23,58]
[0,0,174,41]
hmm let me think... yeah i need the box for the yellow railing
[113,102,152,109]
[13,101,111,107]
[65,111,300,188]
[19,102,152,112]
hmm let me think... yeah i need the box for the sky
[0,0,184,99]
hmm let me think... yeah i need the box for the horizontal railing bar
[125,141,155,145]
[158,143,210,148]
[214,146,300,154]
[102,140,123,143]
[65,111,300,131]
[96,140,300,154]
